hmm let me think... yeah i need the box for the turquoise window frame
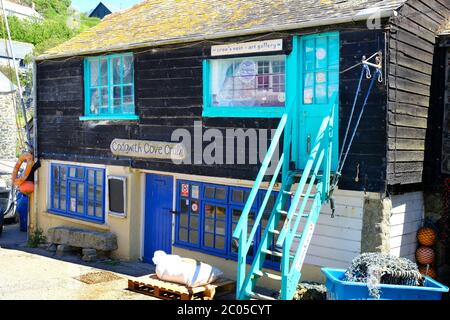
[202,55,288,118]
[81,53,138,121]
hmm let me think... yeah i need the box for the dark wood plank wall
[423,39,449,191]
[36,28,388,192]
[387,0,450,187]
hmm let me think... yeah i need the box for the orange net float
[418,265,437,279]
[19,181,34,195]
[416,246,435,265]
[417,227,437,246]
[11,153,34,187]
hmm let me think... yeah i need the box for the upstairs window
[203,55,286,118]
[82,53,137,120]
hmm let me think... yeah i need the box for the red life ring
[11,153,34,187]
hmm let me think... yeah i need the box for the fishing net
[344,253,424,299]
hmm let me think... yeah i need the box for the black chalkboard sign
[108,177,125,215]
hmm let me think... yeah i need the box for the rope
[329,54,382,211]
[337,68,380,176]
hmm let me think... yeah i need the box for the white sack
[152,250,223,287]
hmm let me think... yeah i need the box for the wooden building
[31,0,449,291]
[88,2,112,20]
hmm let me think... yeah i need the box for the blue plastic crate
[322,268,449,300]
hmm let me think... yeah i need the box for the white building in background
[0,39,34,70]
[0,0,41,20]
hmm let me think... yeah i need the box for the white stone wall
[389,192,424,262]
[0,92,18,161]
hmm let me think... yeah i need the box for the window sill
[79,115,139,121]
[202,107,285,118]
[44,211,109,230]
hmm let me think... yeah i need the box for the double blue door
[144,174,173,263]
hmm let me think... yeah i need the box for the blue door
[297,32,339,170]
[144,174,173,263]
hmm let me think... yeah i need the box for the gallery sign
[211,39,283,56]
[110,139,186,160]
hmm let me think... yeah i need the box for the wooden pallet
[128,274,235,300]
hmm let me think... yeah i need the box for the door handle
[169,210,179,215]
[306,134,311,154]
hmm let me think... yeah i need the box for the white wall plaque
[110,139,186,160]
[211,39,283,56]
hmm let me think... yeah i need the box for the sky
[71,0,144,13]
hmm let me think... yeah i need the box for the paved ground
[0,223,157,300]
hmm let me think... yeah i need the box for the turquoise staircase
[232,94,338,300]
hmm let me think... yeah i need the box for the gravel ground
[0,224,157,300]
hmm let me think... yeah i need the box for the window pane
[210,55,286,107]
[215,188,226,200]
[88,170,95,184]
[216,220,225,235]
[179,228,188,242]
[204,187,214,198]
[304,39,315,71]
[60,166,67,182]
[96,171,103,186]
[88,201,94,216]
[122,55,133,84]
[204,218,214,233]
[304,87,313,104]
[204,233,214,248]
[89,60,99,86]
[95,202,103,217]
[315,37,328,69]
[189,231,198,244]
[112,57,121,85]
[100,87,108,107]
[232,190,244,203]
[328,36,339,69]
[205,204,214,218]
[215,236,225,250]
[123,85,133,105]
[100,59,108,86]
[190,215,198,229]
[216,206,226,219]
[77,184,84,213]
[315,83,327,104]
[89,88,99,114]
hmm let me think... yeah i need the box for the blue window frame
[50,163,106,224]
[202,55,287,118]
[82,53,138,121]
[174,180,281,270]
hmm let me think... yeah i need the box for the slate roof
[39,0,406,60]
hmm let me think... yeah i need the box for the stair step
[252,270,282,281]
[261,248,294,259]
[268,229,280,235]
[248,291,277,300]
[282,190,293,196]
[278,210,309,219]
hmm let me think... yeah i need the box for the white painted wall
[389,192,424,262]
[291,189,364,269]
